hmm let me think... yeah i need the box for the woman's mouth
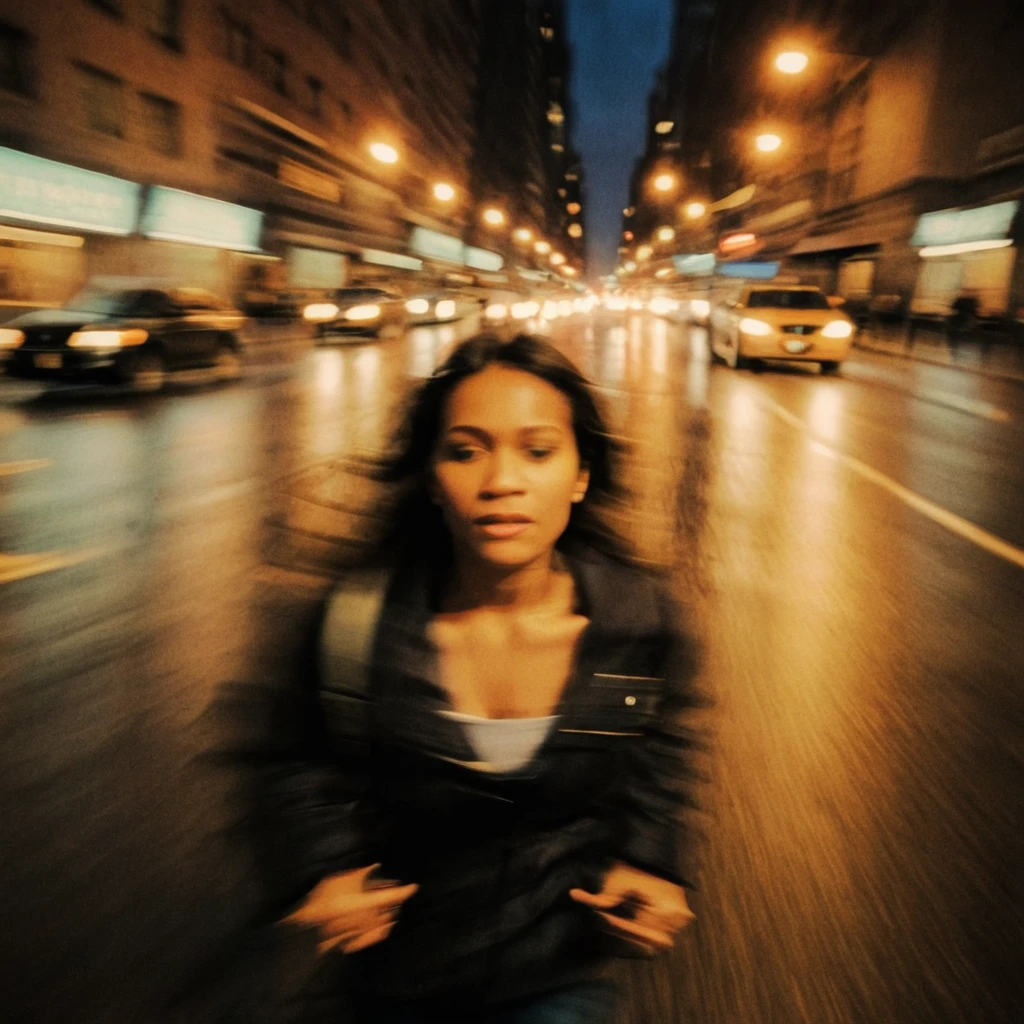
[473,514,533,540]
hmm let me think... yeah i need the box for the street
[1,316,1021,1023]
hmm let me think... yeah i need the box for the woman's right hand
[283,864,419,955]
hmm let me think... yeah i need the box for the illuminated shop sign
[410,227,465,264]
[465,246,504,272]
[672,252,716,275]
[716,260,780,280]
[911,201,1018,248]
[362,248,423,271]
[142,187,263,251]
[718,231,759,257]
[0,146,140,235]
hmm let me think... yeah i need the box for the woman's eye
[526,447,555,460]
[448,446,480,463]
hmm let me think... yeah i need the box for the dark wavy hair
[357,332,632,567]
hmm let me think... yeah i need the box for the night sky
[566,0,675,277]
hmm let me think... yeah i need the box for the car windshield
[746,290,831,310]
[63,289,139,316]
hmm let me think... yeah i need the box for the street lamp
[550,252,567,266]
[513,227,534,244]
[433,182,456,201]
[636,244,653,261]
[775,50,809,74]
[652,172,677,193]
[567,223,583,239]
[534,240,552,255]
[482,207,506,227]
[656,226,676,243]
[567,201,581,215]
[755,132,783,153]
[369,142,399,164]
[684,201,707,220]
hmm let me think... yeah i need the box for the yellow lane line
[762,396,1024,571]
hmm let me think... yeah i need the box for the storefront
[910,200,1019,316]
[0,145,141,311]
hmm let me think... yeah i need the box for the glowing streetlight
[567,223,583,239]
[623,206,635,217]
[656,226,676,243]
[755,133,783,153]
[567,201,581,215]
[775,50,809,74]
[550,252,567,266]
[482,207,506,227]
[513,227,534,243]
[653,172,677,193]
[636,244,654,261]
[534,240,552,255]
[685,201,707,220]
[623,230,634,242]
[654,120,674,134]
[369,142,399,164]
[561,266,578,277]
[433,182,456,201]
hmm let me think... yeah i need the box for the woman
[258,334,704,1023]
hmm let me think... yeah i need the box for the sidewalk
[854,321,1024,384]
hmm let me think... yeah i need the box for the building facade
[0,0,492,312]
[623,0,1024,320]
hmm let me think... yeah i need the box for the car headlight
[690,299,710,318]
[0,328,25,349]
[67,329,148,349]
[344,304,381,321]
[303,303,340,322]
[484,303,508,321]
[648,297,679,315]
[512,301,540,320]
[406,298,430,315]
[821,319,854,339]
[542,300,560,319]
[435,300,456,319]
[739,317,773,336]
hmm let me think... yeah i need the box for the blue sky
[566,0,675,275]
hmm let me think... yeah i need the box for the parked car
[0,286,245,392]
[708,285,855,373]
[302,287,408,340]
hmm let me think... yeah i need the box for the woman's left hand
[569,861,695,956]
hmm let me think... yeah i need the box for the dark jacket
[256,545,705,1009]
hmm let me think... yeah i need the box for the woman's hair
[356,332,633,567]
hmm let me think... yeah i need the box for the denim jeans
[374,980,618,1024]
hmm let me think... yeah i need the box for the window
[0,22,34,97]
[140,93,182,156]
[79,64,125,138]
[306,76,323,117]
[223,11,252,68]
[142,0,181,47]
[264,47,287,95]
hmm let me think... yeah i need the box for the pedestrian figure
[252,334,705,1023]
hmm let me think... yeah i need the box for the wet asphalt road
[0,315,1021,1023]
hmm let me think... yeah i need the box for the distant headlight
[303,303,340,322]
[604,295,628,311]
[739,317,773,336]
[558,300,574,317]
[344,304,381,321]
[484,303,508,321]
[406,298,430,315]
[68,329,148,349]
[648,297,678,315]
[512,301,540,320]
[690,299,710,318]
[435,299,456,319]
[542,300,560,319]
[821,319,854,338]
[0,328,25,349]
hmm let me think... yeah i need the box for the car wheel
[213,339,242,383]
[820,360,841,375]
[124,350,166,394]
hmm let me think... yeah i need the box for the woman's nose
[480,449,525,495]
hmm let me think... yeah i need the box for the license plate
[34,353,63,370]
[783,340,810,354]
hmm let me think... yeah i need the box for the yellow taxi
[709,285,855,373]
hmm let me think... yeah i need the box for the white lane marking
[0,458,53,476]
[763,396,1024,570]
[0,548,102,584]
[843,364,1012,422]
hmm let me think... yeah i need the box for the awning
[790,226,880,255]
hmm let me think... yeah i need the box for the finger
[317,932,351,956]
[319,905,398,939]
[569,888,624,910]
[596,911,674,950]
[360,883,419,910]
[342,922,395,954]
[288,883,418,927]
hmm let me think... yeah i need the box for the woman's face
[431,365,590,570]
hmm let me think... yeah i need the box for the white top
[439,710,560,772]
